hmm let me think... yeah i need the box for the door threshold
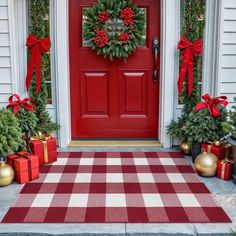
[69,140,162,147]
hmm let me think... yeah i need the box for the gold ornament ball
[0,160,14,187]
[214,140,221,147]
[194,151,218,177]
[180,139,191,155]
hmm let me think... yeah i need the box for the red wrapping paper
[201,143,232,160]
[7,151,39,184]
[217,159,233,181]
[29,137,57,165]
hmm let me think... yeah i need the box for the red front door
[69,0,160,138]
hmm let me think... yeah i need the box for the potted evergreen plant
[183,106,227,162]
[223,98,236,182]
[0,108,25,156]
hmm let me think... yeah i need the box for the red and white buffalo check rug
[2,152,231,223]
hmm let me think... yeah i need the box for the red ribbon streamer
[195,94,228,118]
[6,94,35,114]
[178,37,203,97]
[25,34,50,94]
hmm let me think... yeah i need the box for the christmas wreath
[83,0,145,61]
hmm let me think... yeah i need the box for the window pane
[82,8,147,47]
[27,0,52,105]
[178,0,206,105]
[46,82,52,104]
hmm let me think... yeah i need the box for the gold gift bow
[30,132,51,164]
[206,140,231,158]
[220,159,233,179]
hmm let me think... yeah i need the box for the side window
[27,0,53,105]
[178,0,206,104]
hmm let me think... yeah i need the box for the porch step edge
[68,140,162,147]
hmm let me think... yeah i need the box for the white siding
[0,1,12,107]
[220,0,236,110]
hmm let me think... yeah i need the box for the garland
[83,0,145,61]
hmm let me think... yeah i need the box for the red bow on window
[177,37,203,97]
[6,94,35,114]
[25,34,51,94]
[195,94,228,118]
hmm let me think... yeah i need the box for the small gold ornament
[0,156,14,187]
[180,139,191,155]
[214,140,221,147]
[195,149,218,177]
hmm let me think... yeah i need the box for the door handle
[152,37,159,83]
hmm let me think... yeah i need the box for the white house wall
[0,0,13,108]
[220,0,236,110]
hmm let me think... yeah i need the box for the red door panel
[69,0,160,138]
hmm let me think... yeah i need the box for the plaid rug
[2,152,231,223]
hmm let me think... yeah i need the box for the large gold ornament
[0,157,14,187]
[195,149,218,177]
[180,139,191,155]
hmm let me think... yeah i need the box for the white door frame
[55,0,179,148]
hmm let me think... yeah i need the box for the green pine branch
[0,109,25,156]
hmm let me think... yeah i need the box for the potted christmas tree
[6,94,38,139]
[0,108,25,156]
[183,98,227,162]
[223,98,236,182]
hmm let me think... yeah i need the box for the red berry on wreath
[119,7,135,26]
[118,33,131,44]
[98,10,110,23]
[94,29,109,47]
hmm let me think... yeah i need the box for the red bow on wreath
[6,94,35,114]
[195,94,228,118]
[178,37,203,97]
[26,34,51,94]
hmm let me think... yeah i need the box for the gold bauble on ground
[194,150,218,177]
[0,159,14,187]
[180,139,191,155]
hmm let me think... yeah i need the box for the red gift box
[29,136,57,165]
[7,151,39,184]
[201,143,232,160]
[217,159,233,181]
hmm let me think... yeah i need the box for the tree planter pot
[191,142,201,163]
[227,136,236,184]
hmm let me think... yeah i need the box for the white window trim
[54,0,71,147]
[203,0,224,96]
[159,0,180,148]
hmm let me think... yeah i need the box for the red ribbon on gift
[13,152,33,181]
[6,94,35,114]
[195,94,228,118]
[25,34,50,94]
[177,37,203,97]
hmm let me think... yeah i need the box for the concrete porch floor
[0,147,236,236]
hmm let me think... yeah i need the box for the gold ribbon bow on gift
[207,140,231,158]
[30,132,51,164]
[220,158,233,179]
